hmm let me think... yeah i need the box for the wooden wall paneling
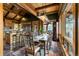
[0,3,3,56]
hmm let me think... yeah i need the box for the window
[48,23,53,32]
[65,12,74,42]
[14,23,19,31]
[43,25,47,32]
[65,11,73,56]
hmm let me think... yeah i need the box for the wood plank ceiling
[32,3,60,20]
[17,3,60,20]
[23,3,60,15]
[3,3,40,23]
[3,3,61,23]
[32,3,59,14]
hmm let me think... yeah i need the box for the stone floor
[46,41,63,56]
[4,41,63,56]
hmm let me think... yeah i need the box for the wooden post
[78,4,79,56]
[0,3,3,56]
[72,4,77,56]
[75,3,78,56]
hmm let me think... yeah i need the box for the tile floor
[4,41,63,56]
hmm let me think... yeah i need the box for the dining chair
[39,40,46,56]
[25,36,40,56]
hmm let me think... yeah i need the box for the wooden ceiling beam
[4,5,14,18]
[3,4,26,17]
[5,17,21,23]
[5,14,23,23]
[4,5,24,21]
[5,17,16,20]
[35,3,59,11]
[46,10,59,15]
[13,14,17,19]
[10,5,14,10]
[4,7,20,15]
[4,11,9,18]
[25,3,36,11]
[13,10,22,20]
[17,3,37,16]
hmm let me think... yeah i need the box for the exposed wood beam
[25,3,36,11]
[13,14,17,19]
[5,17,16,20]
[4,7,20,15]
[4,4,40,22]
[13,10,22,20]
[4,6,25,21]
[4,5,14,18]
[10,5,14,10]
[35,3,59,11]
[17,3,37,16]
[5,17,21,22]
[4,11,9,18]
[58,4,63,15]
[19,17,23,22]
[46,10,58,15]
[5,17,20,23]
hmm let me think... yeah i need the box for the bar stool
[16,33,20,49]
[12,34,17,51]
[19,34,25,47]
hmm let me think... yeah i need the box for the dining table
[33,33,49,55]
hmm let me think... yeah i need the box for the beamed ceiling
[17,3,60,20]
[31,3,52,8]
[3,3,40,23]
[3,3,61,23]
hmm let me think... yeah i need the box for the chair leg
[25,50,28,56]
[40,49,41,56]
[44,44,45,56]
[33,52,34,56]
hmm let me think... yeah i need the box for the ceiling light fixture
[37,3,49,24]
